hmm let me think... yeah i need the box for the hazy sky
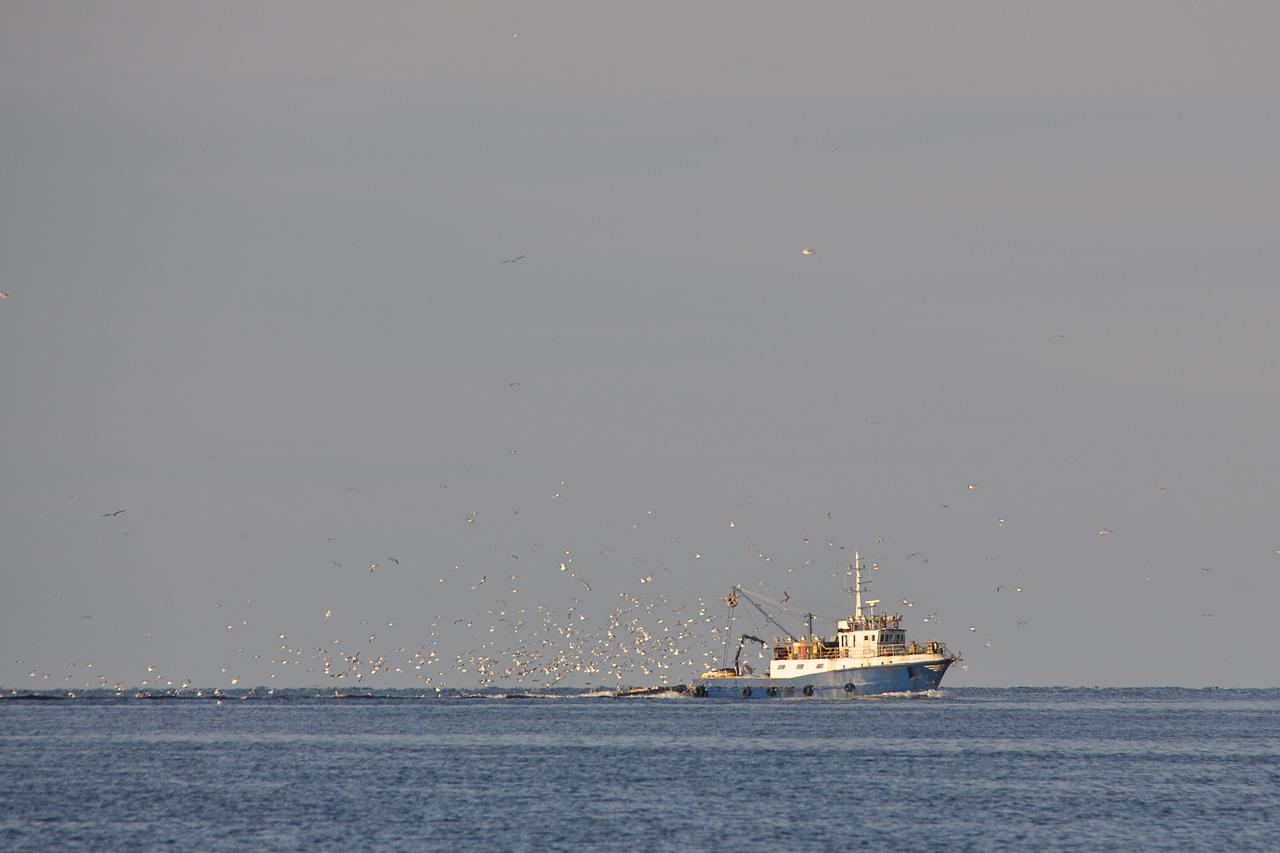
[2,2,1278,690]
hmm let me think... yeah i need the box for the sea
[1,687,1276,851]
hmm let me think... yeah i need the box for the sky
[2,2,1278,690]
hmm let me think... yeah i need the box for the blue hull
[694,657,952,699]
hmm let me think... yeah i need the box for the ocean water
[1,687,1277,851]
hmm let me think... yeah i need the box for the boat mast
[720,588,739,669]
[853,550,863,624]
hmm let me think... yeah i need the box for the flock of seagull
[12,477,1044,695]
[13,470,1215,696]
[4,338,1182,696]
[16,442,1210,697]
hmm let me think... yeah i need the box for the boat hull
[693,656,952,699]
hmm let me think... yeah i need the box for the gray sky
[2,2,1278,689]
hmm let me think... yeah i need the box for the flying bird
[500,255,525,263]
[102,509,126,517]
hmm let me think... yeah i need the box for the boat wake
[854,688,948,701]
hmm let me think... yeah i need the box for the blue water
[2,687,1277,851]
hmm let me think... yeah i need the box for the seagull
[500,255,525,263]
[102,509,126,517]
[782,591,790,604]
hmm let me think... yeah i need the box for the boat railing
[772,642,948,662]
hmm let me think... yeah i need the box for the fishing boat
[690,552,957,699]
